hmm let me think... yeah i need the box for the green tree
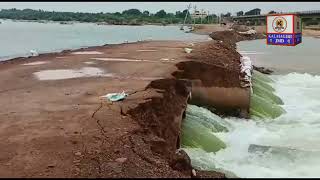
[122,9,142,16]
[143,10,150,16]
[155,9,167,18]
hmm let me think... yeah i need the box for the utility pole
[200,9,203,24]
[193,5,197,26]
[181,3,192,30]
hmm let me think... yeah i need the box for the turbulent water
[0,19,207,61]
[184,72,320,178]
[181,37,320,178]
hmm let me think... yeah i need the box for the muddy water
[0,19,207,61]
[183,37,320,177]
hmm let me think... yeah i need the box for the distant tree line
[0,8,219,25]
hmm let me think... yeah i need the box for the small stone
[75,167,80,172]
[75,152,82,156]
[115,157,127,163]
[155,160,162,164]
[47,164,56,168]
[73,160,81,163]
[192,169,197,177]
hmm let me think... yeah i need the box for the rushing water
[0,19,207,61]
[184,38,320,178]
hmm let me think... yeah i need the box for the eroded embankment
[125,30,265,177]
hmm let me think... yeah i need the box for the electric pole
[181,3,192,30]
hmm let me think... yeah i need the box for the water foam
[184,72,320,178]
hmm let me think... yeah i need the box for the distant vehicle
[184,26,194,33]
[30,50,39,57]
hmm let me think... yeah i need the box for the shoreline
[0,27,263,177]
[0,18,182,26]
[0,41,143,65]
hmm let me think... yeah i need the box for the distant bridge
[231,10,320,26]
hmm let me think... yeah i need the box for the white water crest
[184,72,320,178]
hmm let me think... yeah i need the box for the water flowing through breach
[250,70,286,120]
[181,72,320,178]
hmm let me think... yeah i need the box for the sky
[0,2,320,15]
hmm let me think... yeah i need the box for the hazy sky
[1,2,320,15]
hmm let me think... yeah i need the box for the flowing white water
[184,72,320,178]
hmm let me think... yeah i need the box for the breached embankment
[125,30,268,177]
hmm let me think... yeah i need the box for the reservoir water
[0,19,206,61]
[184,38,320,178]
[237,37,320,74]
